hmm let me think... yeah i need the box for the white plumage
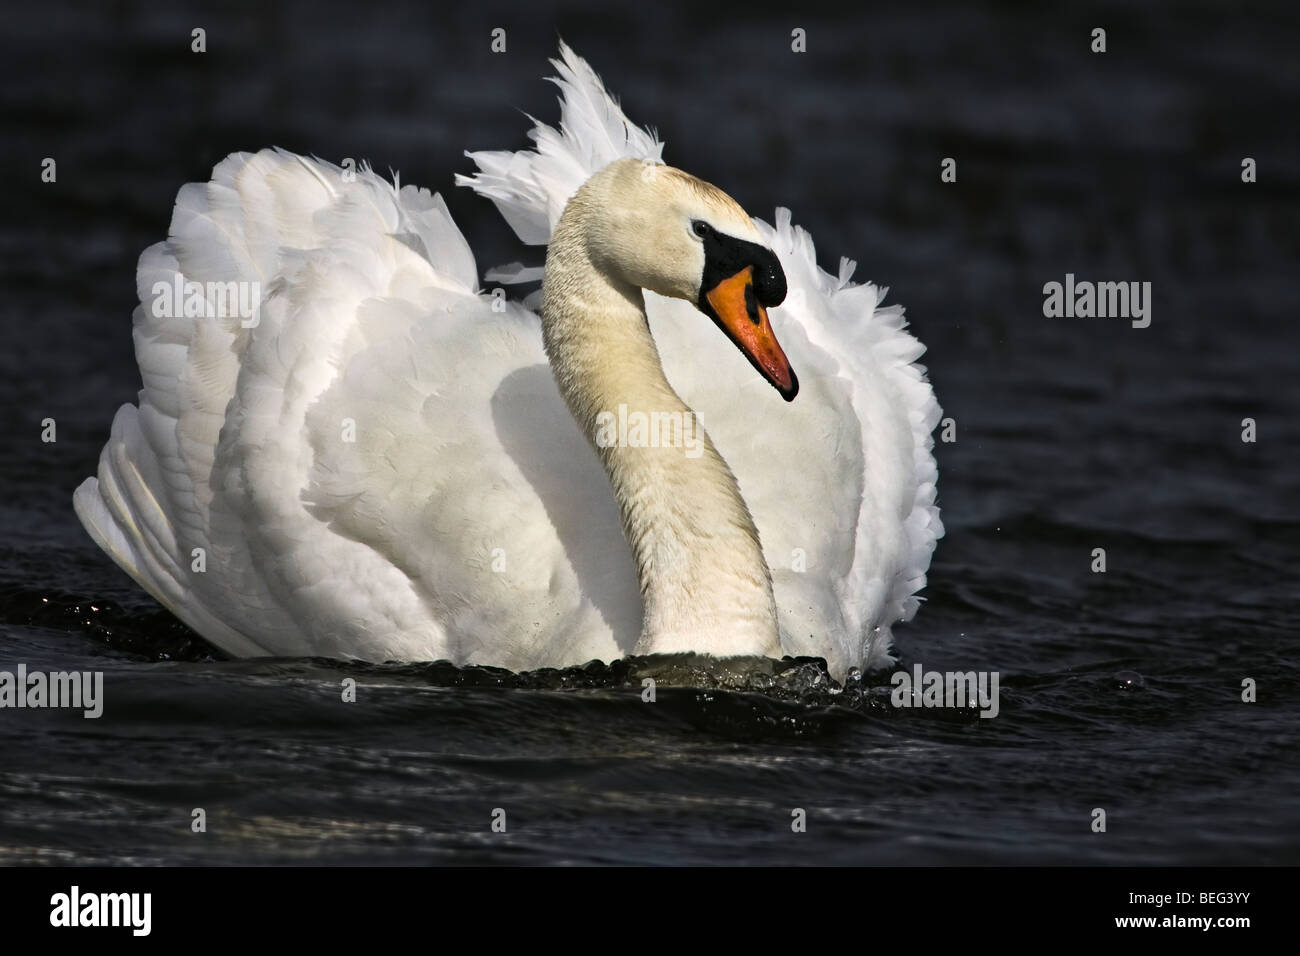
[75,43,942,677]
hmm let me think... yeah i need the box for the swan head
[580,158,798,401]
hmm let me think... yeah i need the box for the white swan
[74,44,942,678]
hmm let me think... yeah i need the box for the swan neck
[540,207,780,659]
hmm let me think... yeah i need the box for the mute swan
[74,43,942,679]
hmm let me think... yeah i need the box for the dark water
[2,0,1298,864]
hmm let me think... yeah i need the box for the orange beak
[702,266,799,401]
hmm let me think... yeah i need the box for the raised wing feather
[77,148,640,665]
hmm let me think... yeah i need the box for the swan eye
[692,220,710,239]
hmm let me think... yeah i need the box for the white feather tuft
[456,40,663,245]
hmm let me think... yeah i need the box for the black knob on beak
[752,252,787,308]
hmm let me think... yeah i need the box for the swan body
[74,44,942,677]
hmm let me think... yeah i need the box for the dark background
[0,0,1297,864]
